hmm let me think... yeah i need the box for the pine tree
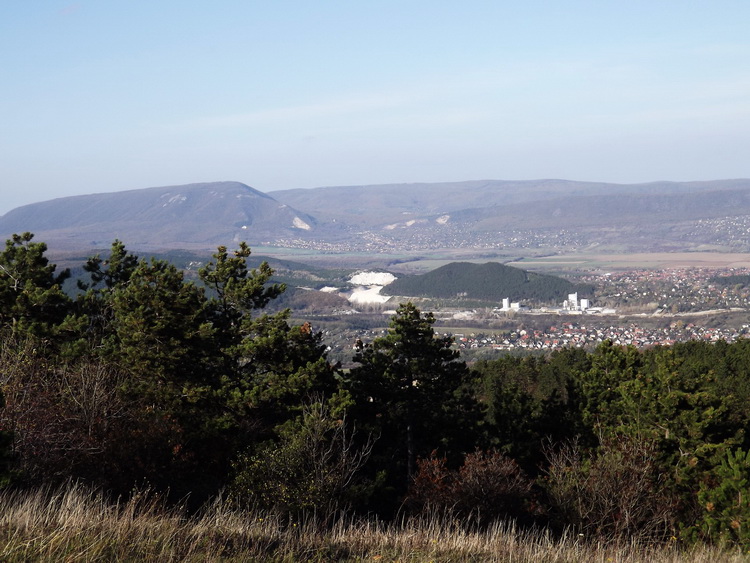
[347,302,476,490]
[0,232,71,337]
[698,448,750,547]
[199,244,339,434]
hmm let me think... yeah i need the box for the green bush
[229,403,373,519]
[697,448,750,547]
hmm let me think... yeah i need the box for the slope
[270,179,750,228]
[0,182,318,251]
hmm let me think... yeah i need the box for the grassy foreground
[0,485,747,562]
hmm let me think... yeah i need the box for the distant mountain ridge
[271,178,750,252]
[4,178,750,253]
[0,182,317,250]
[268,179,750,227]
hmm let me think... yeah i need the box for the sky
[2,1,750,215]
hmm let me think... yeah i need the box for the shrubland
[2,232,750,559]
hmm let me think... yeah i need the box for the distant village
[327,320,750,361]
[267,214,750,254]
[449,322,749,353]
[440,266,750,320]
[437,268,750,353]
[322,266,750,360]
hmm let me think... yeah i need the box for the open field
[518,252,750,271]
[254,247,750,274]
[49,237,750,276]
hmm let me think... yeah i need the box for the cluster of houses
[452,322,750,352]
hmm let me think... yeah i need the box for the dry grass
[0,484,746,562]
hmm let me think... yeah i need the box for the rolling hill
[382,262,593,303]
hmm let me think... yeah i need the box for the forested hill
[382,262,592,303]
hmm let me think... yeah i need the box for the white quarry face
[348,272,396,286]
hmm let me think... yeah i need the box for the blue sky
[2,1,750,214]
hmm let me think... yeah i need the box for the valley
[4,178,750,361]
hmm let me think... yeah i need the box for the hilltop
[0,182,320,251]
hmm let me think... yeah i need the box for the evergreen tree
[79,239,140,291]
[697,448,750,547]
[0,232,71,337]
[109,257,215,398]
[347,302,476,492]
[71,240,141,352]
[569,341,744,533]
[55,240,340,499]
[199,242,284,351]
[199,244,340,435]
[472,349,588,474]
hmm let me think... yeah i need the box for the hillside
[0,182,319,251]
[458,187,750,230]
[382,262,591,303]
[4,178,750,255]
[270,178,750,253]
[270,178,750,228]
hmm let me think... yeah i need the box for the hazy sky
[2,1,750,214]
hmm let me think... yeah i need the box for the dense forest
[3,232,750,550]
[382,261,593,303]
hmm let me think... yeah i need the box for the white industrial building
[499,297,522,311]
[563,292,589,312]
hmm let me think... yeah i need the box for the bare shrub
[543,434,675,543]
[0,333,140,487]
[407,453,454,510]
[406,449,535,524]
[457,449,535,522]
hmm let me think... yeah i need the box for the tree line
[2,232,750,547]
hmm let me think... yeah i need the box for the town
[317,265,750,361]
[449,321,749,353]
